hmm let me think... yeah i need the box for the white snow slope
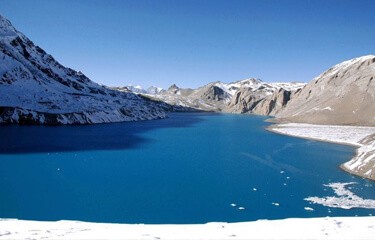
[0,14,167,125]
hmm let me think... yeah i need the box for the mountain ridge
[276,55,375,126]
[125,78,305,114]
[0,14,169,125]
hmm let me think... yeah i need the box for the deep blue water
[0,113,374,224]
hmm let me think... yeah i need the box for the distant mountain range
[111,85,165,95]
[118,55,375,126]
[1,13,374,127]
[125,79,306,116]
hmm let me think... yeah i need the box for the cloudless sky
[1,0,374,88]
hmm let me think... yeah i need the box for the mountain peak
[0,14,18,38]
[315,55,375,81]
[0,13,167,125]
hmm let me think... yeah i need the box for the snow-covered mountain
[0,14,167,125]
[125,85,148,94]
[141,78,305,113]
[147,86,165,95]
[112,85,165,95]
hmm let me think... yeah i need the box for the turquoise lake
[0,113,374,224]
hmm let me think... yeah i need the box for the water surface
[0,113,374,223]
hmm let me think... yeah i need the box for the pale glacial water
[0,113,374,224]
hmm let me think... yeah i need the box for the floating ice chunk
[252,188,257,191]
[238,207,245,210]
[280,171,285,174]
[305,182,375,209]
[304,207,314,211]
[230,203,236,207]
[272,202,280,206]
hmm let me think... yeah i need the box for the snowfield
[0,217,374,240]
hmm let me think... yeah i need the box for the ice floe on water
[305,182,375,209]
[304,207,314,211]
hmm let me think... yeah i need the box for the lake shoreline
[267,123,375,181]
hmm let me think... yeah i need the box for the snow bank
[0,217,374,240]
[269,123,375,180]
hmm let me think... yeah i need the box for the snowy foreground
[0,217,374,240]
[269,123,375,180]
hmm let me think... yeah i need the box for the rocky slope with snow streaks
[276,55,375,125]
[137,79,305,114]
[0,14,167,125]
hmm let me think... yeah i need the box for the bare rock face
[225,85,301,115]
[276,55,375,126]
[252,88,295,116]
[226,87,266,113]
[199,85,226,101]
[167,84,180,94]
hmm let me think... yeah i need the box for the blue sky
[1,0,374,88]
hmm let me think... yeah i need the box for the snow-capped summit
[147,86,164,95]
[0,14,18,38]
[112,85,165,95]
[213,78,263,96]
[125,85,148,94]
[0,14,167,125]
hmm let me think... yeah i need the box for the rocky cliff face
[276,55,375,126]
[142,78,305,114]
[252,88,298,116]
[0,15,167,125]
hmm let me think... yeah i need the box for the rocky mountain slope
[0,15,167,125]
[140,79,305,114]
[272,55,375,181]
[276,55,375,126]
